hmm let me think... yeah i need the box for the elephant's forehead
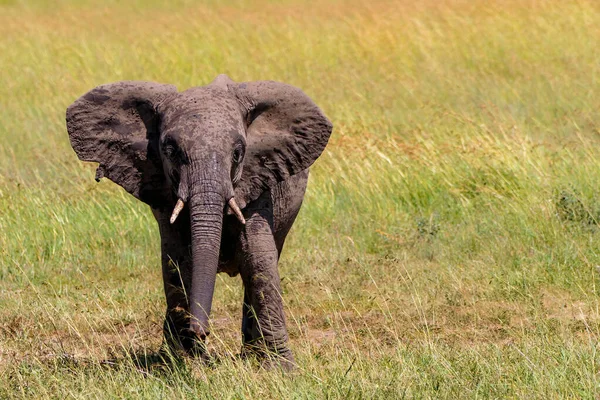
[161,88,244,140]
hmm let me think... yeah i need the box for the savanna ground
[1,0,599,397]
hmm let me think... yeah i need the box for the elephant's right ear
[66,81,178,209]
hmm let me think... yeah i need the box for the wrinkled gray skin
[66,75,332,368]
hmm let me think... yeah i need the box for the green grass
[1,0,600,397]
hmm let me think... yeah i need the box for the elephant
[66,74,333,369]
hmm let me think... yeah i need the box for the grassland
[1,0,600,397]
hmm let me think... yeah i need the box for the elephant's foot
[241,299,295,370]
[162,312,209,359]
[240,340,295,371]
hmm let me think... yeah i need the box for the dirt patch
[541,289,599,323]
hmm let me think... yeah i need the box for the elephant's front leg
[239,198,294,369]
[153,209,200,355]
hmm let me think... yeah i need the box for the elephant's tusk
[170,198,185,224]
[228,197,246,225]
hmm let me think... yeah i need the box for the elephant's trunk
[187,173,225,340]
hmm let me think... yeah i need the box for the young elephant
[66,75,333,368]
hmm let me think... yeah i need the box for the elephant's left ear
[233,81,333,208]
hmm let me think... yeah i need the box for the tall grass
[1,0,600,397]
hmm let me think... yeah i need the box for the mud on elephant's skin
[65,75,333,369]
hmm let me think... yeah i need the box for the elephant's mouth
[169,196,245,225]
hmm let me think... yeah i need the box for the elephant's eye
[162,139,178,159]
[232,145,244,164]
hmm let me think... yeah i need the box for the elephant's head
[66,75,332,339]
